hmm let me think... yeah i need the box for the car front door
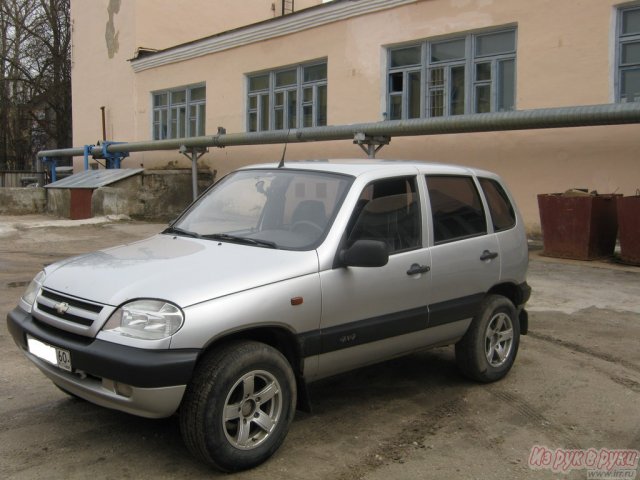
[315,176,433,378]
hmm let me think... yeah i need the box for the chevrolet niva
[8,160,530,471]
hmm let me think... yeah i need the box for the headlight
[22,271,46,307]
[102,300,184,340]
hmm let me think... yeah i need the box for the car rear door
[424,174,500,328]
[477,176,528,285]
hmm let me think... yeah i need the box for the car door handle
[406,263,431,275]
[480,250,499,261]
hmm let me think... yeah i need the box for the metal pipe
[191,151,198,201]
[38,103,640,159]
[100,106,107,142]
[42,157,58,183]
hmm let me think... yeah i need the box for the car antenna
[278,128,290,168]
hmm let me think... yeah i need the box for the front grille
[40,289,103,313]
[35,288,105,329]
[36,303,94,326]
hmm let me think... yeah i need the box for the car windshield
[171,168,353,250]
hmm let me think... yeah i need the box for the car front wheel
[179,340,297,472]
[455,294,520,383]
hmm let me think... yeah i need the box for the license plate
[27,336,72,372]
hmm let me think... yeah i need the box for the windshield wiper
[202,233,277,249]
[162,226,201,238]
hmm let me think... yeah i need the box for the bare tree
[0,0,71,170]
[0,4,9,168]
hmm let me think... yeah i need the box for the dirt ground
[1,215,639,480]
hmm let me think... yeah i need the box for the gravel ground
[1,216,638,480]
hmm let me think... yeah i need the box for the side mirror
[340,240,389,268]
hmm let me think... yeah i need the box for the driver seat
[291,200,327,228]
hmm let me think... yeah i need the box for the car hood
[42,234,319,308]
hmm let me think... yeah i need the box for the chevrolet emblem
[54,302,70,315]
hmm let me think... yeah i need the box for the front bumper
[7,307,200,418]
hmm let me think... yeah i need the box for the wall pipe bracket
[180,145,209,201]
[353,133,390,158]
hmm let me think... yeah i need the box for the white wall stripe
[131,0,416,72]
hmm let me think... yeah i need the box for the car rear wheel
[179,340,296,472]
[455,294,520,383]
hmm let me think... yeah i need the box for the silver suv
[8,160,530,471]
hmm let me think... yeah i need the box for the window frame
[246,60,328,132]
[616,4,640,103]
[386,28,517,120]
[152,84,206,140]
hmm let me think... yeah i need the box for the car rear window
[479,178,516,232]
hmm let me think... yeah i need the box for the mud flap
[518,308,529,335]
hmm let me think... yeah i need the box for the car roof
[239,159,497,178]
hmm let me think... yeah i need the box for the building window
[387,29,516,120]
[247,61,327,132]
[152,85,206,140]
[617,5,640,103]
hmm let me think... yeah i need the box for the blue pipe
[83,145,92,170]
[42,157,58,183]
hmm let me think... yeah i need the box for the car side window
[346,176,421,254]
[479,178,516,232]
[426,175,487,244]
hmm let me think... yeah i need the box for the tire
[455,294,520,383]
[179,340,297,472]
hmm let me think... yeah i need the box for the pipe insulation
[38,102,640,159]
